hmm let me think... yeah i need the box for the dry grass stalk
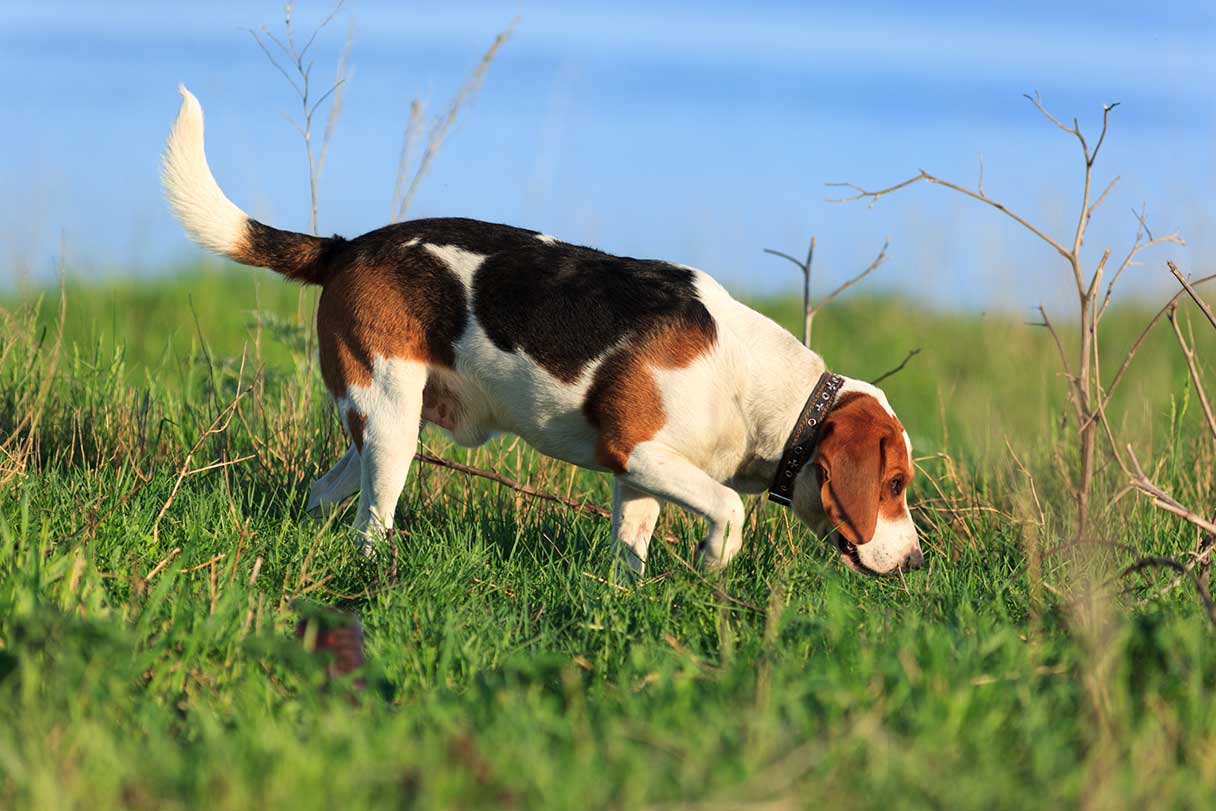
[0,272,66,485]
[391,22,516,222]
[151,356,253,543]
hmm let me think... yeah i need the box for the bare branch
[1087,175,1119,220]
[1168,307,1216,451]
[763,236,816,346]
[1168,260,1216,333]
[1024,91,1084,143]
[1033,305,1083,420]
[1126,445,1216,536]
[248,29,303,98]
[761,248,807,270]
[416,452,611,521]
[870,348,922,386]
[812,240,888,314]
[1120,556,1216,629]
[1098,274,1216,405]
[828,171,1072,262]
[315,21,352,181]
[1098,212,1184,321]
[297,0,345,62]
[391,98,426,221]
[1089,102,1120,166]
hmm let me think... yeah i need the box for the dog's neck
[728,314,828,492]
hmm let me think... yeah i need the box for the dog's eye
[888,477,904,497]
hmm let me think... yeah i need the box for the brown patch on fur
[584,309,717,473]
[345,409,366,452]
[316,248,467,396]
[814,393,911,544]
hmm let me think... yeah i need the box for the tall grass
[0,267,1213,809]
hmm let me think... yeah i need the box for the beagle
[161,86,924,576]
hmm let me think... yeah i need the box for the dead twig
[1167,307,1216,452]
[151,361,251,542]
[1168,260,1216,333]
[1120,556,1216,629]
[763,237,888,348]
[869,348,922,386]
[1126,446,1216,536]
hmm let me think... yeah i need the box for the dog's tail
[161,85,343,285]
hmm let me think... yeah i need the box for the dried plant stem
[392,23,516,222]
[151,363,252,543]
[1168,308,1216,452]
[763,238,888,349]
[416,452,610,521]
[1168,260,1216,333]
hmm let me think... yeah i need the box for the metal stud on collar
[768,372,844,507]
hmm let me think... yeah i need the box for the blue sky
[2,0,1212,308]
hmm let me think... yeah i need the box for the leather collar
[768,372,845,507]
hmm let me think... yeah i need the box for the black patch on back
[338,217,716,381]
[473,247,710,382]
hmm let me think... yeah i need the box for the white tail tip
[161,85,249,258]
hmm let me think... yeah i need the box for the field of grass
[2,266,1215,809]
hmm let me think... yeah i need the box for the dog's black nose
[901,548,925,571]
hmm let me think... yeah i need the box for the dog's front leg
[618,442,746,570]
[611,480,662,577]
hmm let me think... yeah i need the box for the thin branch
[1168,260,1216,333]
[763,236,816,346]
[828,171,1072,263]
[1098,208,1185,321]
[870,348,922,386]
[151,363,251,542]
[1096,274,1216,408]
[1120,556,1216,629]
[248,29,303,98]
[1087,175,1120,220]
[1126,445,1216,536]
[811,240,888,314]
[1032,305,1083,420]
[761,249,806,270]
[416,452,611,521]
[1168,307,1216,451]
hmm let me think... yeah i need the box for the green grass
[1,267,1215,809]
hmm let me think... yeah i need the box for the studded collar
[767,372,845,507]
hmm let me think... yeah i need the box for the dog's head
[789,381,922,575]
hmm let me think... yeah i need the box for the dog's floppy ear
[814,403,886,546]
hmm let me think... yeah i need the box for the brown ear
[815,412,885,546]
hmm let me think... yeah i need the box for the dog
[161,86,923,576]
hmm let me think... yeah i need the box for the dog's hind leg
[611,480,661,577]
[306,444,362,517]
[342,359,428,555]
